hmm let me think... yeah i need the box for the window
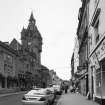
[91,8,101,26]
[27,64,29,69]
[91,8,101,44]
[94,19,99,44]
[95,0,99,5]
[4,54,13,64]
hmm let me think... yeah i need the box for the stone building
[0,41,18,89]
[9,12,43,89]
[74,0,105,104]
[0,12,50,91]
[70,37,79,88]
[71,53,74,81]
[76,0,89,96]
[88,0,105,103]
[74,37,79,74]
[39,65,51,88]
[21,12,42,64]
[49,70,62,86]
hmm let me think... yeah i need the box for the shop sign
[90,52,100,69]
[79,69,87,75]
[77,66,87,70]
[76,67,87,75]
[95,38,105,60]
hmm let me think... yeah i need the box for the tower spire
[29,11,36,23]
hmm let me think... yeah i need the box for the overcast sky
[0,0,81,80]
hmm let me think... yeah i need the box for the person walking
[65,85,68,94]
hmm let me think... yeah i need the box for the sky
[0,0,81,80]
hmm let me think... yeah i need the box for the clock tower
[21,12,42,64]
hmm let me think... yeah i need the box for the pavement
[0,91,27,98]
[57,92,99,105]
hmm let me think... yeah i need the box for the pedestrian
[87,91,90,100]
[70,85,73,93]
[65,85,68,93]
[61,83,65,93]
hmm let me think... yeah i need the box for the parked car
[21,88,54,105]
[46,87,56,99]
[46,87,55,94]
[53,85,62,95]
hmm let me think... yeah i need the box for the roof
[0,41,18,56]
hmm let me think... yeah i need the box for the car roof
[26,88,47,95]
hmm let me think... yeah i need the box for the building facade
[74,37,79,74]
[49,70,62,86]
[74,0,105,104]
[71,37,79,89]
[88,0,105,103]
[0,41,18,89]
[71,53,74,81]
[76,0,89,96]
[0,12,51,91]
[9,12,43,89]
[21,12,42,64]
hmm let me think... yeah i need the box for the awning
[77,72,88,80]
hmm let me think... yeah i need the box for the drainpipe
[100,64,103,105]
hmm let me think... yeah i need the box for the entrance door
[92,75,94,98]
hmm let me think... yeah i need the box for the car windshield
[33,88,42,90]
[53,85,60,88]
[27,89,47,95]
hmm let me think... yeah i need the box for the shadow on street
[53,95,62,105]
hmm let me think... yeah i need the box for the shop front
[78,72,88,96]
[89,36,105,103]
[75,66,88,96]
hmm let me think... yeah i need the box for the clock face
[28,42,31,45]
[30,25,33,30]
[32,21,35,24]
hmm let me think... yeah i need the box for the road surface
[0,92,26,105]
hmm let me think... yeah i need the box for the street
[0,92,26,105]
[0,92,99,105]
[57,92,99,105]
[0,92,61,105]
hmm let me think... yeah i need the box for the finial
[29,11,36,23]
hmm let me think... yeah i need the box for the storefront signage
[77,66,87,70]
[79,69,87,75]
[90,52,100,69]
[96,38,105,60]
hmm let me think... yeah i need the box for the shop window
[96,68,101,97]
[96,60,105,98]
